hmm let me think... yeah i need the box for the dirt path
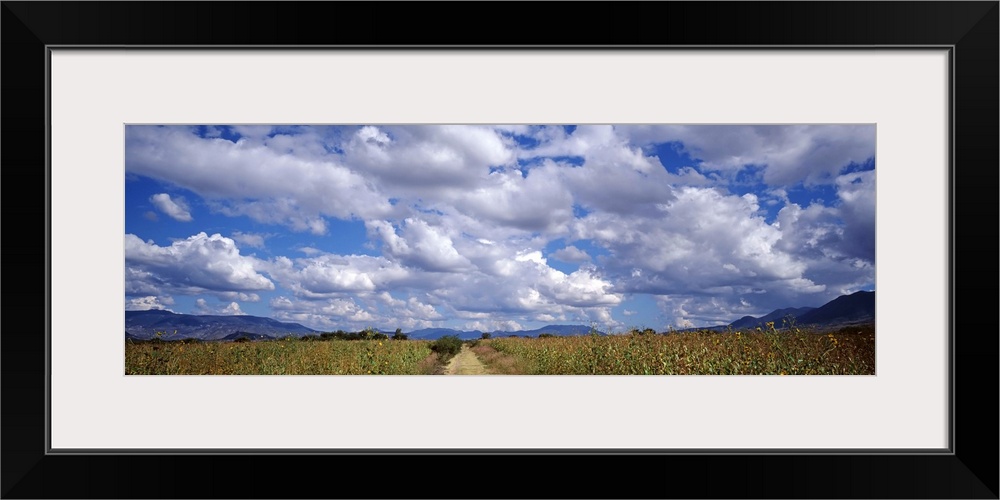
[444,345,488,375]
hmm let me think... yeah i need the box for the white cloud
[217,292,261,302]
[463,321,491,332]
[366,218,473,272]
[343,125,514,190]
[512,126,677,216]
[834,170,876,262]
[538,265,622,308]
[124,125,874,329]
[619,124,875,186]
[449,163,575,232]
[126,126,395,233]
[426,249,621,321]
[268,294,440,332]
[194,298,246,316]
[125,232,274,299]
[493,320,523,332]
[575,187,806,292]
[125,295,174,311]
[562,183,870,322]
[550,245,591,263]
[150,193,192,221]
[230,231,269,249]
[260,253,412,297]
[657,295,757,328]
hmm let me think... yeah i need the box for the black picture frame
[3,2,997,498]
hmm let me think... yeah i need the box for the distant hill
[795,290,875,326]
[406,328,485,340]
[406,324,602,340]
[220,331,276,341]
[516,324,600,336]
[124,309,317,340]
[729,307,816,330]
[124,311,604,342]
[125,290,873,343]
[722,291,874,331]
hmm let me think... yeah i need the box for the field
[475,324,875,375]
[125,338,439,375]
[125,324,874,375]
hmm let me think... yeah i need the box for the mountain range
[406,324,600,340]
[124,309,316,340]
[728,307,817,330]
[125,290,874,341]
[721,290,874,331]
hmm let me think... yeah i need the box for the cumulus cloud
[427,249,622,321]
[652,295,745,329]
[150,193,192,221]
[619,124,875,186]
[267,293,441,331]
[125,232,274,299]
[260,253,412,297]
[124,125,875,329]
[463,321,492,332]
[563,184,866,321]
[342,125,514,190]
[574,187,807,291]
[365,218,473,272]
[217,292,261,302]
[448,162,575,232]
[126,126,394,233]
[834,170,876,262]
[550,245,591,263]
[125,295,174,311]
[194,298,246,316]
[230,231,269,249]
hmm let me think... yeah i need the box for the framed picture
[5,2,996,498]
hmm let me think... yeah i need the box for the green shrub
[430,335,463,358]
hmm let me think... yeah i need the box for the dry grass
[125,338,438,375]
[479,324,875,375]
[469,344,523,374]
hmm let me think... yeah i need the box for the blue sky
[124,125,875,332]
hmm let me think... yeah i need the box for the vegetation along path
[444,344,488,375]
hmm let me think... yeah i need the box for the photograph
[5,0,994,496]
[124,124,876,375]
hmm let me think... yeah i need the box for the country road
[444,345,488,375]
